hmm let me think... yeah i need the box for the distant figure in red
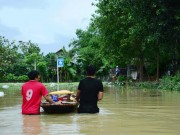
[21,70,55,115]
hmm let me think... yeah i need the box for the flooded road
[0,85,180,135]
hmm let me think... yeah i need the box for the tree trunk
[139,58,144,81]
[156,52,160,81]
[34,59,37,70]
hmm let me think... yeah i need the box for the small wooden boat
[41,90,78,114]
[41,101,78,114]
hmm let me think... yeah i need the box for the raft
[41,101,78,114]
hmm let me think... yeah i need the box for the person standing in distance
[115,66,120,78]
[21,70,55,115]
[76,65,104,113]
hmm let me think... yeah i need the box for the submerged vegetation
[132,72,180,91]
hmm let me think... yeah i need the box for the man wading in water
[21,70,57,115]
[76,65,104,113]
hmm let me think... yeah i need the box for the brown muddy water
[0,85,180,135]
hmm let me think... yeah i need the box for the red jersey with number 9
[21,80,49,114]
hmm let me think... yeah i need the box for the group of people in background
[21,65,104,115]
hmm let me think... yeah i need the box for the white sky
[0,0,96,54]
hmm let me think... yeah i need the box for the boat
[41,90,78,114]
[41,101,78,114]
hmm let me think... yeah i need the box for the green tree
[92,0,180,81]
[45,53,57,82]
[69,24,110,78]
[37,61,48,82]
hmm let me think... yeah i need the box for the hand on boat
[51,100,62,105]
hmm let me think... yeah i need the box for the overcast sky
[0,0,96,54]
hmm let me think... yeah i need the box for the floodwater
[0,85,180,135]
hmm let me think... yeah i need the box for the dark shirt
[78,77,103,113]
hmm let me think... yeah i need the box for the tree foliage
[68,0,180,81]
[0,0,179,82]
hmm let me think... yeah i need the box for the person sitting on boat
[76,65,104,113]
[21,70,58,115]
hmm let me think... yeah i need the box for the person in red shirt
[21,70,55,115]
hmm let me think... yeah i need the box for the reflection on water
[22,115,42,135]
[0,86,180,135]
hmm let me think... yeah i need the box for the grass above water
[0,82,79,94]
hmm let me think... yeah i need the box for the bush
[2,73,28,82]
[4,73,16,82]
[17,75,28,82]
[134,72,180,91]
[117,76,125,82]
[158,72,180,91]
